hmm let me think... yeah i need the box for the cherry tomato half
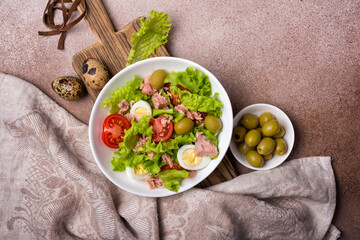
[161,163,185,171]
[102,114,131,148]
[150,116,173,142]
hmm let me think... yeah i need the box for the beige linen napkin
[0,73,340,239]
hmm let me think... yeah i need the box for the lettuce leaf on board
[127,11,172,66]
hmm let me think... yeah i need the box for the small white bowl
[89,57,233,197]
[230,103,295,170]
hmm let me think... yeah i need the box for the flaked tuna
[145,174,164,189]
[152,92,170,109]
[118,99,129,114]
[140,75,157,95]
[161,153,174,168]
[194,132,218,158]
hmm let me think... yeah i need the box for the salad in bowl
[89,57,232,197]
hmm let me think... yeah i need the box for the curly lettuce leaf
[171,86,223,117]
[159,169,189,192]
[136,132,196,154]
[165,67,212,96]
[111,116,154,171]
[127,11,172,66]
[142,154,162,174]
[102,75,149,114]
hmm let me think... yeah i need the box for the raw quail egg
[130,100,152,120]
[51,76,86,101]
[177,145,211,170]
[126,164,149,181]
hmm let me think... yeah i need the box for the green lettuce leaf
[102,75,149,114]
[136,132,196,154]
[111,116,154,171]
[165,67,212,96]
[171,86,223,117]
[159,169,189,192]
[123,116,153,148]
[143,154,162,174]
[152,108,174,117]
[127,11,172,66]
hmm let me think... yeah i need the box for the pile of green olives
[233,112,287,168]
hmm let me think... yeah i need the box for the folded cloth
[0,73,340,239]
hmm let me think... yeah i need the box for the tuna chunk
[145,174,164,190]
[123,113,136,123]
[160,115,173,125]
[148,152,156,160]
[140,75,157,95]
[118,99,129,114]
[161,153,174,168]
[129,100,135,107]
[152,92,170,109]
[174,104,188,115]
[194,132,218,158]
[186,110,202,121]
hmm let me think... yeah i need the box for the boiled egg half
[177,145,211,170]
[130,100,152,121]
[126,164,149,181]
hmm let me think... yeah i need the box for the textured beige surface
[0,0,359,238]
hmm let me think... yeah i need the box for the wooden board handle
[75,0,116,43]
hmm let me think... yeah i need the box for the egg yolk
[134,164,148,176]
[182,149,202,167]
[134,107,150,119]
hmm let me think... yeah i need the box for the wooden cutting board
[72,0,238,188]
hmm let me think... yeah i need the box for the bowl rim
[229,103,295,171]
[88,56,233,197]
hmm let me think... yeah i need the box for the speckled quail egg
[126,165,149,180]
[82,58,110,90]
[130,100,152,121]
[177,145,211,170]
[51,76,86,101]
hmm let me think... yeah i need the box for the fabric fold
[0,73,338,239]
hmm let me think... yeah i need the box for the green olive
[246,150,264,168]
[274,138,288,155]
[262,119,280,137]
[273,125,286,138]
[205,115,222,132]
[259,112,275,127]
[150,69,167,89]
[244,129,262,147]
[257,137,275,155]
[239,113,259,129]
[238,142,254,155]
[233,126,247,143]
[263,153,273,161]
[174,117,194,135]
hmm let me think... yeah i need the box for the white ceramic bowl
[230,103,295,170]
[89,57,233,197]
